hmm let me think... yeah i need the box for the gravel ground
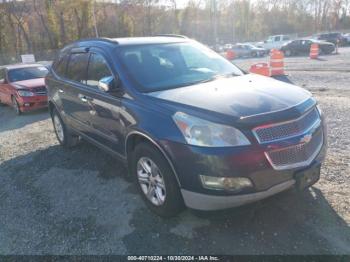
[0,48,349,255]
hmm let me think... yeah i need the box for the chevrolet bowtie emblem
[300,134,312,144]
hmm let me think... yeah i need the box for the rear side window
[54,54,69,77]
[87,53,113,88]
[66,53,89,84]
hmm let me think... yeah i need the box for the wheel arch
[125,131,182,187]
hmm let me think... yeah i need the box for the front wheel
[12,96,21,115]
[51,108,79,147]
[131,142,184,217]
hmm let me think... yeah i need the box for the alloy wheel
[137,157,166,206]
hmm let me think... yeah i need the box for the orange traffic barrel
[310,43,319,59]
[249,63,270,77]
[226,50,236,60]
[269,49,284,76]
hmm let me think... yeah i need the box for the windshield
[118,42,243,92]
[8,66,49,82]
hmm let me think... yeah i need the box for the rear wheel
[51,108,79,147]
[11,96,21,115]
[131,142,184,217]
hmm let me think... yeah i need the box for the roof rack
[154,34,188,39]
[73,37,119,45]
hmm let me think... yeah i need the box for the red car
[0,63,49,114]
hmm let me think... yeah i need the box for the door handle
[78,94,93,103]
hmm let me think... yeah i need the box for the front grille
[253,108,320,143]
[32,86,47,96]
[266,129,323,170]
[253,107,324,170]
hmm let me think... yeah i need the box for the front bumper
[182,180,295,211]
[17,95,48,111]
[160,118,327,210]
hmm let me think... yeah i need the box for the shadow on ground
[0,106,49,133]
[0,142,349,255]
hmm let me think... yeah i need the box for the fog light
[200,175,253,192]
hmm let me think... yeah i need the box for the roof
[0,63,45,70]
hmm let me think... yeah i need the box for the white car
[257,35,292,51]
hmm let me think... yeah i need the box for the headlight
[173,112,250,147]
[17,90,35,97]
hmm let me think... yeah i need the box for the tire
[11,96,21,115]
[51,108,79,147]
[131,142,184,217]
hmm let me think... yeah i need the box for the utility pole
[92,0,99,38]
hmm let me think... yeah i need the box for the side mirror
[98,76,116,92]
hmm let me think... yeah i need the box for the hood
[12,78,45,89]
[148,74,311,119]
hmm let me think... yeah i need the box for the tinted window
[275,36,281,41]
[66,53,89,84]
[7,66,49,82]
[87,53,113,88]
[283,36,290,41]
[118,42,243,92]
[54,54,69,77]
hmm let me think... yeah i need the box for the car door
[300,40,311,53]
[58,50,93,134]
[291,40,302,53]
[81,50,124,154]
[235,46,243,57]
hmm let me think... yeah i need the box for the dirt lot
[0,49,349,255]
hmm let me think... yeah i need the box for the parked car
[343,33,350,45]
[257,35,292,50]
[316,32,347,46]
[230,43,267,58]
[223,43,233,51]
[280,39,335,56]
[0,64,49,114]
[46,36,327,217]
